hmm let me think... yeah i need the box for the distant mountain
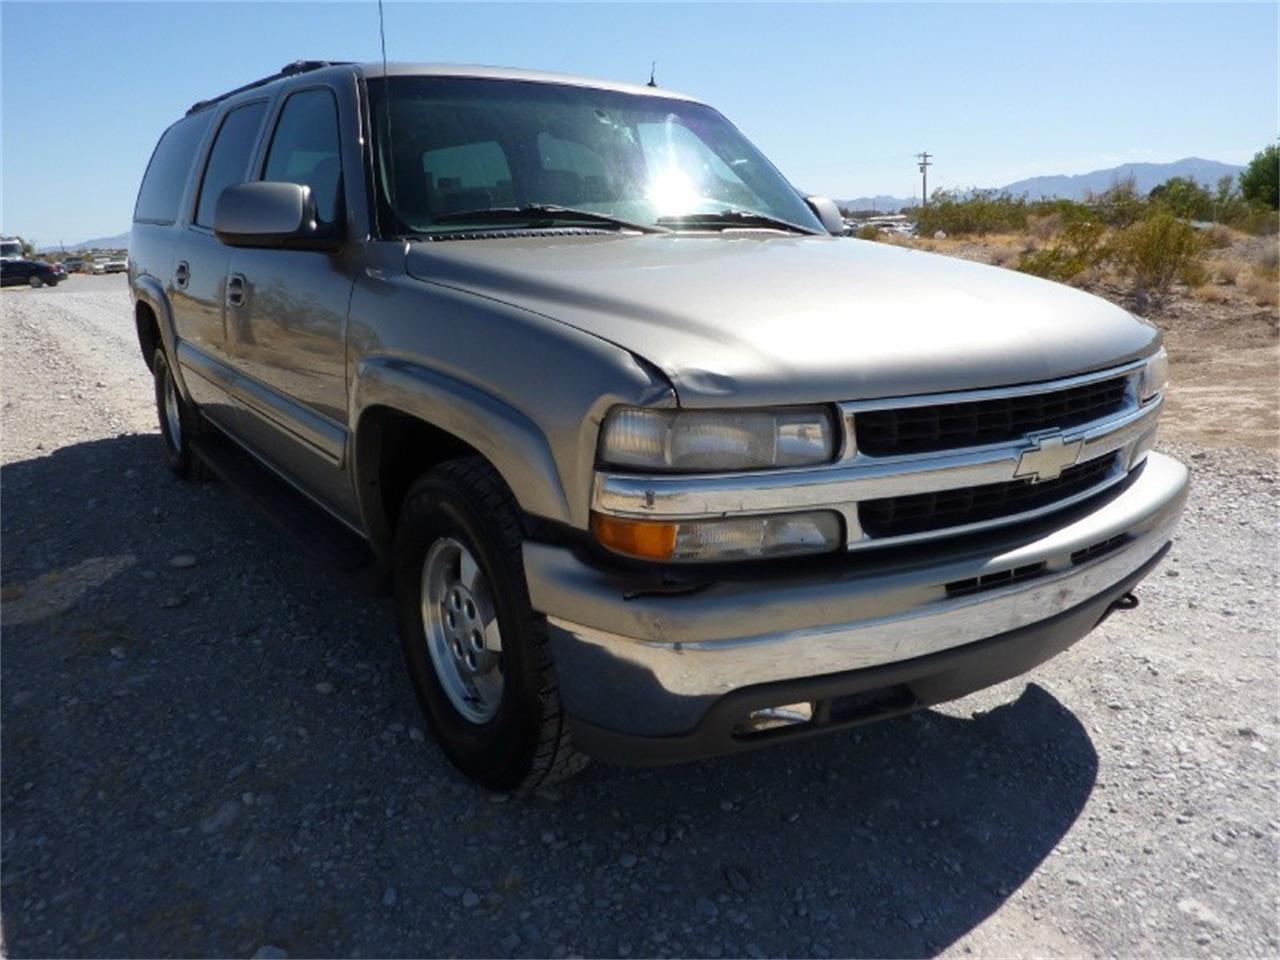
[838,157,1245,211]
[837,194,916,212]
[999,157,1244,201]
[39,231,129,253]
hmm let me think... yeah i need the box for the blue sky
[2,1,1276,245]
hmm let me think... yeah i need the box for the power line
[916,151,933,206]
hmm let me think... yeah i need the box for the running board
[190,426,386,595]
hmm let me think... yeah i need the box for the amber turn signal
[590,512,678,561]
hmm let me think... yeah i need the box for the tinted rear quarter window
[133,112,213,224]
[194,100,269,228]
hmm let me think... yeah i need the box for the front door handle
[174,261,190,290]
[226,273,246,308]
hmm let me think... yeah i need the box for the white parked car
[93,255,128,274]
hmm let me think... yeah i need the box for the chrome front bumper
[525,452,1188,740]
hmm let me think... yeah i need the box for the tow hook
[1100,591,1140,624]
[1114,592,1140,611]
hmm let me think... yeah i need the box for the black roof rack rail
[186,60,353,116]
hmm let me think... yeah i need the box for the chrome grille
[858,453,1121,539]
[592,359,1159,555]
[856,376,1129,456]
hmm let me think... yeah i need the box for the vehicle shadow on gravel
[2,434,1098,959]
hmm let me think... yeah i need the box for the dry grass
[1192,284,1232,304]
[1027,213,1063,242]
[1213,260,1240,285]
[1244,274,1279,308]
[1204,224,1237,249]
[877,232,915,249]
[1254,246,1280,276]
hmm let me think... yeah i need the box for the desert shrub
[1178,259,1209,288]
[1031,198,1094,223]
[1148,176,1215,221]
[1192,285,1230,304]
[855,225,882,241]
[1113,211,1207,296]
[1204,224,1235,248]
[1240,143,1279,210]
[1230,205,1280,236]
[1016,219,1109,282]
[1027,213,1063,241]
[915,189,1027,237]
[1256,246,1280,276]
[1214,261,1240,285]
[1244,274,1279,308]
[1088,178,1148,227]
[1212,175,1251,225]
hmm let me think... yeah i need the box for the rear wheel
[152,348,208,480]
[28,276,42,288]
[393,457,588,793]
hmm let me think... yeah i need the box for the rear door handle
[226,273,246,307]
[174,261,190,290]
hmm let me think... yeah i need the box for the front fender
[346,264,676,552]
[351,356,572,542]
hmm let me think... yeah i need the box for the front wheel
[393,457,587,793]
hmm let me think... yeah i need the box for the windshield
[368,76,823,236]
[0,241,21,259]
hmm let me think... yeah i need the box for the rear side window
[134,112,212,224]
[262,88,343,227]
[194,100,268,228]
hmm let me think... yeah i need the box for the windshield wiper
[428,204,667,234]
[656,210,819,235]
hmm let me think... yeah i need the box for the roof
[187,59,699,115]
[354,62,699,102]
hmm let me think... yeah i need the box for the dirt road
[2,276,1277,957]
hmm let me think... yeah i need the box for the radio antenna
[377,0,399,229]
[647,61,657,87]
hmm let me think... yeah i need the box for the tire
[393,457,588,793]
[152,348,209,480]
[28,276,42,288]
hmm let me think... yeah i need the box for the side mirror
[214,182,336,250]
[804,195,845,236]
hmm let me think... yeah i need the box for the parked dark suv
[130,60,1186,793]
[1,258,61,288]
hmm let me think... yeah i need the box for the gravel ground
[2,275,1277,958]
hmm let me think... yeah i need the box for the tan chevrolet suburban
[130,60,1188,792]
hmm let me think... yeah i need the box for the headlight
[591,510,843,562]
[599,406,837,472]
[1138,348,1168,403]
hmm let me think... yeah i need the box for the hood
[405,234,1160,407]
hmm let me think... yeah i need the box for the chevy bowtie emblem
[1014,430,1083,483]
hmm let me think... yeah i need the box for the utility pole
[916,151,932,206]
